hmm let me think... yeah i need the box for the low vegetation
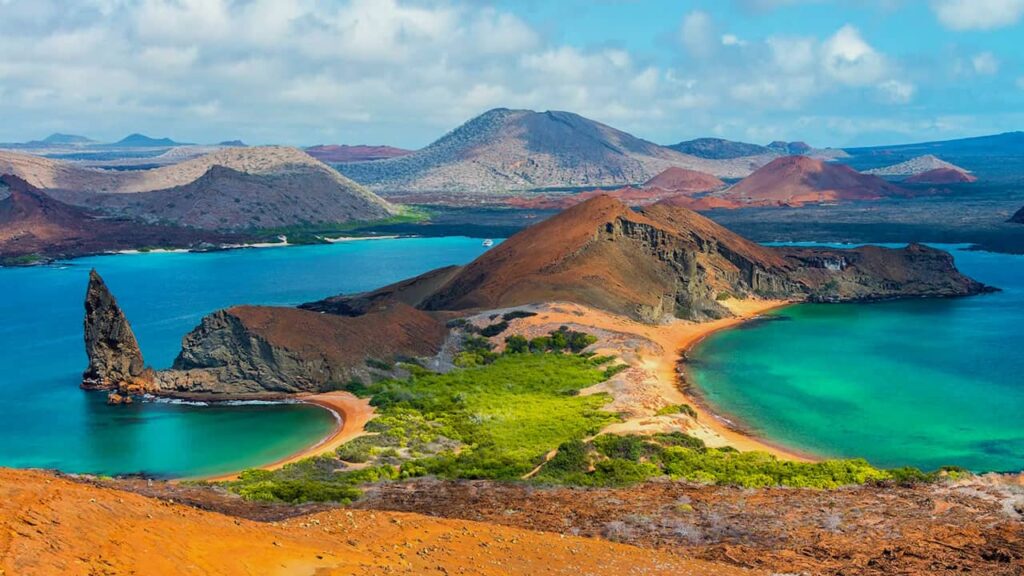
[252,206,430,245]
[224,326,957,503]
[536,433,893,488]
[226,339,617,502]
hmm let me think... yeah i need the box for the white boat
[482,239,494,247]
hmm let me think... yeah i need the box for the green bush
[502,310,537,321]
[655,404,698,419]
[505,335,529,354]
[479,321,510,337]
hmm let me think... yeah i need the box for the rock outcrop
[1010,206,1024,224]
[82,270,155,402]
[154,303,448,398]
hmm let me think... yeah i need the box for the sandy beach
[200,391,375,482]
[204,298,808,483]
[505,300,813,461]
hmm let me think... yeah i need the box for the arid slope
[1,147,396,230]
[0,175,238,260]
[337,108,764,193]
[0,468,753,576]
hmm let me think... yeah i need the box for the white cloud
[680,11,716,58]
[878,80,916,103]
[0,0,1002,147]
[721,34,746,46]
[972,52,1000,75]
[821,25,889,86]
[931,0,1024,30]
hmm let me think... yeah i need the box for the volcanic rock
[904,167,977,184]
[82,270,155,398]
[156,303,447,397]
[642,167,726,194]
[336,108,758,193]
[722,156,907,205]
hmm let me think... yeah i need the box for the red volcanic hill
[642,167,725,194]
[506,167,726,210]
[406,195,790,322]
[312,195,987,324]
[0,174,236,260]
[723,155,906,205]
[305,144,412,163]
[904,167,977,184]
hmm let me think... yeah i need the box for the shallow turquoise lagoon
[689,246,1024,472]
[0,237,495,477]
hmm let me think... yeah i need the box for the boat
[482,239,494,247]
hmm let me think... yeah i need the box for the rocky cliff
[154,303,448,398]
[81,270,155,403]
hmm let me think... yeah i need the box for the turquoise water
[0,237,495,477]
[689,246,1024,473]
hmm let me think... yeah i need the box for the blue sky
[1,0,1022,148]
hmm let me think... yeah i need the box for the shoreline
[673,301,820,462]
[514,300,814,462]
[196,391,374,483]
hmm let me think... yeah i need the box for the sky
[1,0,1023,148]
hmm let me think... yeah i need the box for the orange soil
[509,300,812,461]
[0,468,760,576]
[201,391,375,482]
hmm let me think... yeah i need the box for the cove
[688,245,1024,473]
[0,237,496,477]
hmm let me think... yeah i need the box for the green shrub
[479,321,509,337]
[655,404,698,419]
[502,310,537,321]
[602,363,629,379]
[505,335,529,354]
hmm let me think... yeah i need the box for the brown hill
[414,196,985,321]
[0,468,747,576]
[1,147,395,231]
[155,302,448,397]
[305,144,412,163]
[904,167,978,184]
[643,166,726,193]
[0,174,237,261]
[309,196,987,323]
[67,165,394,230]
[723,155,907,205]
[336,108,761,193]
